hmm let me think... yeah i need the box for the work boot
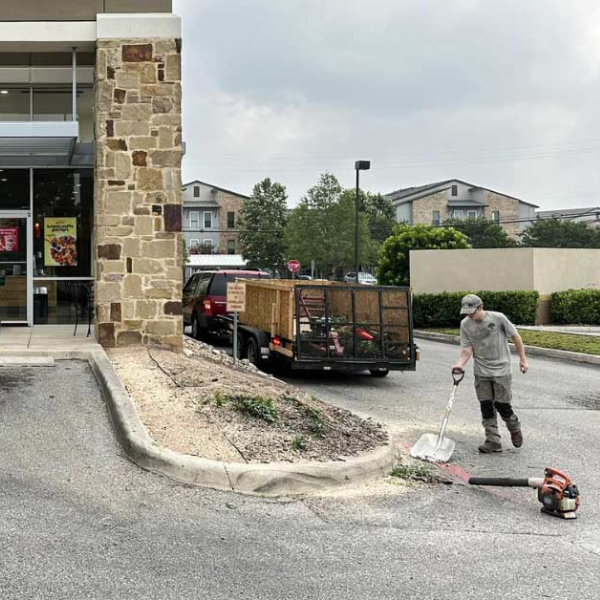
[478,440,502,453]
[510,429,524,448]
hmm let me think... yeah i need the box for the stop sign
[287,260,301,273]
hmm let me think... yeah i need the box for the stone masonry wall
[95,38,183,348]
[483,191,520,240]
[411,192,448,225]
[217,191,244,253]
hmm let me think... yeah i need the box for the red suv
[183,269,271,338]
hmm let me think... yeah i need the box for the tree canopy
[443,217,516,248]
[520,218,600,248]
[238,178,288,273]
[376,224,471,286]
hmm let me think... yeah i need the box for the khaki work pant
[474,376,521,443]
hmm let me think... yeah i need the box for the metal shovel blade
[410,433,456,463]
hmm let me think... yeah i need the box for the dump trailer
[232,280,417,376]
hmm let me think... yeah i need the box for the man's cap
[460,294,483,315]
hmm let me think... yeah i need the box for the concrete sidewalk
[0,325,102,355]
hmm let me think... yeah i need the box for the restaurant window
[228,239,235,254]
[0,169,30,210]
[227,211,235,228]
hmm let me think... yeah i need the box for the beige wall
[411,248,536,294]
[412,192,447,225]
[411,248,600,295]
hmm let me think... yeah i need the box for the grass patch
[291,435,305,451]
[304,405,326,436]
[391,463,438,483]
[424,328,600,356]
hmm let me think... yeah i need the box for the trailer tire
[246,337,260,366]
[369,369,389,378]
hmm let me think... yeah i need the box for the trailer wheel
[369,369,389,378]
[246,337,260,366]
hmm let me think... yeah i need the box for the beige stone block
[145,320,176,336]
[149,150,181,168]
[121,104,152,121]
[129,136,158,150]
[165,55,181,81]
[133,258,163,274]
[140,84,177,98]
[158,127,174,149]
[164,168,182,191]
[116,70,141,89]
[165,267,183,281]
[98,214,121,227]
[123,238,142,257]
[114,152,132,179]
[136,300,159,319]
[140,63,157,84]
[134,216,154,236]
[137,168,164,191]
[96,304,110,323]
[154,40,177,55]
[96,81,114,112]
[123,274,143,298]
[107,226,134,237]
[106,192,132,215]
[115,121,150,137]
[145,287,173,299]
[97,282,122,303]
[142,240,176,259]
[123,320,144,331]
[102,261,125,274]
[122,300,136,319]
[152,114,182,127]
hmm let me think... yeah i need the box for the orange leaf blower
[469,467,580,520]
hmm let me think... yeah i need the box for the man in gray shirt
[452,294,529,453]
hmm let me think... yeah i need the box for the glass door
[0,212,31,324]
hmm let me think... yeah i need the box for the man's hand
[520,360,529,374]
[452,362,464,372]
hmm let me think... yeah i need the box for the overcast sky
[174,0,600,209]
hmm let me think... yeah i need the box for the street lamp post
[354,160,371,279]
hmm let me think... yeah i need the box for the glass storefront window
[0,169,30,210]
[0,88,31,121]
[33,169,93,278]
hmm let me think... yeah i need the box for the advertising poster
[45,218,78,267]
[0,227,19,252]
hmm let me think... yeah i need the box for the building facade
[0,0,183,347]
[387,179,538,239]
[182,180,248,255]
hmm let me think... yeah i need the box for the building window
[453,209,464,219]
[451,185,458,196]
[432,211,440,226]
[228,239,236,254]
[467,210,478,219]
[227,211,235,228]
[194,186,200,198]
[189,238,199,248]
[189,211,199,230]
[203,238,213,248]
[492,210,500,223]
[204,212,212,228]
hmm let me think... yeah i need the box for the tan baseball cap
[460,294,483,315]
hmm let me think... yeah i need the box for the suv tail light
[203,298,213,316]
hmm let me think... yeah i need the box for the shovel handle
[452,367,465,385]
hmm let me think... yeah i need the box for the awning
[186,254,247,269]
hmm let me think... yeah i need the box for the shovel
[410,368,465,463]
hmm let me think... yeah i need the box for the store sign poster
[45,218,78,267]
[0,228,19,252]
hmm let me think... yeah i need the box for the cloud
[175,0,600,208]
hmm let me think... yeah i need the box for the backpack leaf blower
[469,467,580,519]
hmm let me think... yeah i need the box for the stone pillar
[95,38,183,348]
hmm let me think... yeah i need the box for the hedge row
[550,289,600,325]
[413,290,540,329]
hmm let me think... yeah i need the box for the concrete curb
[415,331,600,367]
[10,348,394,496]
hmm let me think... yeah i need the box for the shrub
[413,290,539,328]
[230,395,278,423]
[550,289,600,325]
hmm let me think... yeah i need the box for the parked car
[183,270,271,339]
[343,272,378,285]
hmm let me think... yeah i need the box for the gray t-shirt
[460,311,517,378]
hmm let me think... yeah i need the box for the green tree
[239,178,288,273]
[376,224,471,286]
[520,219,600,248]
[443,217,516,248]
[339,189,395,247]
[285,173,372,277]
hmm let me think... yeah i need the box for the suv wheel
[369,369,389,378]
[191,313,201,340]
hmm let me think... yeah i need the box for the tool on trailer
[469,467,581,520]
[410,367,464,463]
